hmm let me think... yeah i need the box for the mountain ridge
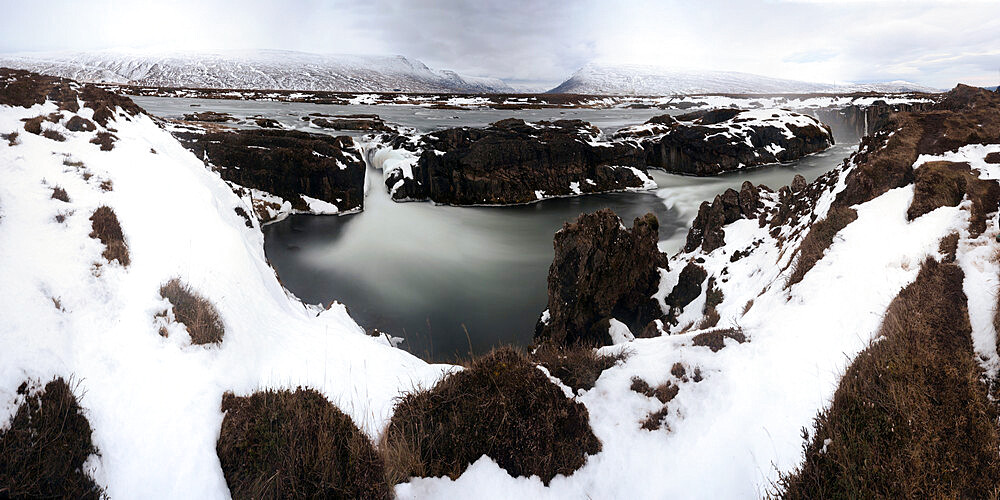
[0,49,515,94]
[548,62,939,95]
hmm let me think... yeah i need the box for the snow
[394,135,970,499]
[607,319,635,344]
[0,49,514,93]
[0,97,451,497]
[549,62,939,95]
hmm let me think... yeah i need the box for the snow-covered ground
[0,89,451,498]
[398,128,983,499]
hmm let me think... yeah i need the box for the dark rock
[985,152,1000,164]
[536,209,668,347]
[382,118,650,205]
[615,109,834,176]
[664,261,707,314]
[684,183,763,253]
[791,174,808,192]
[311,116,391,132]
[254,118,281,128]
[173,129,365,219]
[183,111,235,123]
[65,116,96,132]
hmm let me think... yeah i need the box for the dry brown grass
[939,232,960,263]
[787,206,858,287]
[41,129,65,142]
[531,343,627,393]
[50,186,69,203]
[159,279,225,345]
[88,206,129,266]
[692,328,747,352]
[0,378,103,499]
[217,388,389,500]
[907,161,1000,237]
[632,370,682,431]
[2,130,19,146]
[777,259,1000,498]
[382,346,600,485]
[89,131,117,151]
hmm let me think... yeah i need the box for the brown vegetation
[532,343,627,393]
[159,279,225,345]
[938,232,959,263]
[0,378,103,499]
[90,131,117,151]
[778,259,1000,498]
[382,347,600,485]
[836,84,1000,210]
[691,328,747,352]
[217,388,389,500]
[787,206,858,287]
[907,161,1000,236]
[89,206,130,266]
[2,130,18,146]
[50,186,69,202]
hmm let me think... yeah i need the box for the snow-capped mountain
[549,63,938,95]
[0,50,514,93]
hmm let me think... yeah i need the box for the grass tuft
[159,279,225,345]
[382,346,601,485]
[217,388,389,500]
[0,378,103,499]
[777,259,1000,498]
[88,206,129,266]
[51,186,69,203]
[531,343,627,393]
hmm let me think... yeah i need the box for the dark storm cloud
[1,0,999,90]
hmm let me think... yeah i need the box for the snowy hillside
[0,50,514,93]
[549,63,938,95]
[0,69,451,497]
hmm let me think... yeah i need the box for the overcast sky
[1,0,998,90]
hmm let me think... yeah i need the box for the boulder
[536,209,668,347]
[684,182,764,253]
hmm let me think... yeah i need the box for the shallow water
[136,96,859,361]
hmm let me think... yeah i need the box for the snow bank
[0,94,450,498]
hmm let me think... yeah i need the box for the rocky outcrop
[836,84,1000,209]
[814,100,932,140]
[614,109,834,176]
[536,209,668,347]
[182,111,235,123]
[375,118,654,205]
[684,181,767,253]
[307,114,392,132]
[173,129,366,222]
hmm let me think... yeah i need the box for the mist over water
[136,96,860,361]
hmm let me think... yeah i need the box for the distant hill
[0,50,514,93]
[549,63,939,95]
